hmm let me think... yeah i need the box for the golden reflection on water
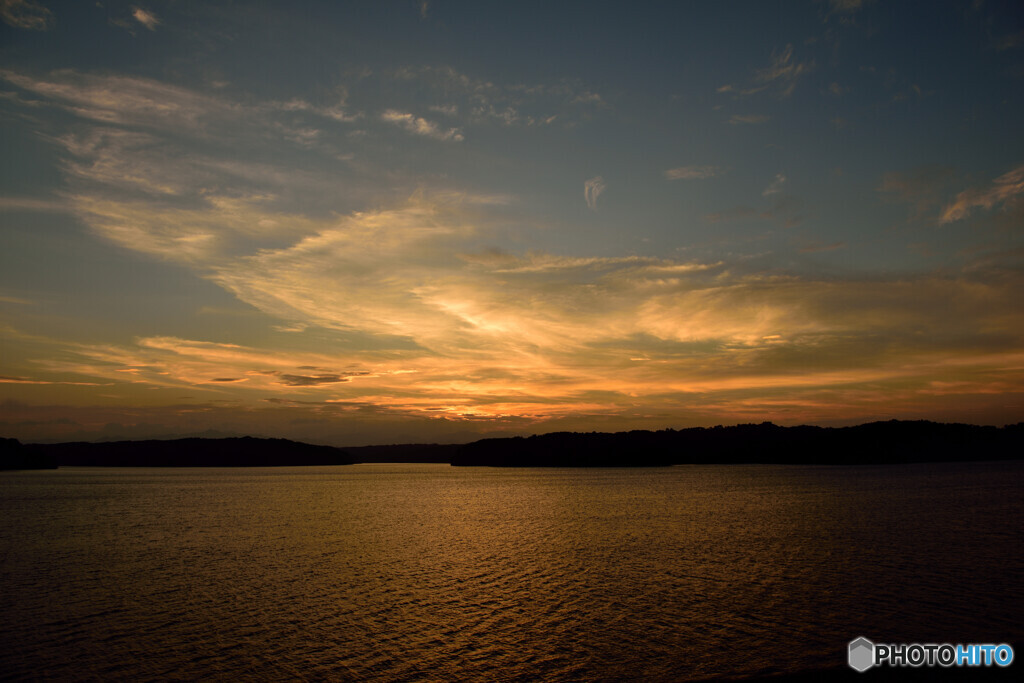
[1,462,1022,680]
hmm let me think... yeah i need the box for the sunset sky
[2,0,1023,445]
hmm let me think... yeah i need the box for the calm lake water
[1,462,1022,681]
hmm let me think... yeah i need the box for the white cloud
[584,176,606,210]
[665,166,723,180]
[132,6,160,31]
[381,109,464,141]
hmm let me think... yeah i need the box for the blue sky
[2,0,1023,445]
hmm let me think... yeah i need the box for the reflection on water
[1,463,1022,680]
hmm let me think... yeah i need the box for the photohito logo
[848,637,1014,672]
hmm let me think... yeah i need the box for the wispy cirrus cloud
[0,69,238,131]
[0,0,52,30]
[7,183,1024,433]
[665,166,724,180]
[70,192,331,264]
[762,173,787,196]
[381,109,464,141]
[388,65,603,128]
[755,44,812,97]
[22,216,1024,431]
[276,372,368,387]
[584,176,606,210]
[0,69,359,148]
[718,44,811,99]
[29,335,379,393]
[4,66,1023,437]
[272,96,360,123]
[940,164,1024,223]
[0,69,371,241]
[716,84,767,97]
[0,375,111,386]
[196,195,1024,381]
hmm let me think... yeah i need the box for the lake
[1,462,1022,680]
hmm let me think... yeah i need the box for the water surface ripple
[2,462,1022,680]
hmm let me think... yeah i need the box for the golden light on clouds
[2,24,1023,444]
[12,195,1024,432]
[6,170,1024,442]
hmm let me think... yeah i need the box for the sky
[1,0,1023,446]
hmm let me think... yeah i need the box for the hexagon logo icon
[848,637,875,672]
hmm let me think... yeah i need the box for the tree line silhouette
[3,421,1022,469]
[450,420,1024,466]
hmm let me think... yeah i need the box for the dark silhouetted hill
[451,420,1024,467]
[34,437,353,467]
[1,438,57,470]
[9,420,1022,468]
